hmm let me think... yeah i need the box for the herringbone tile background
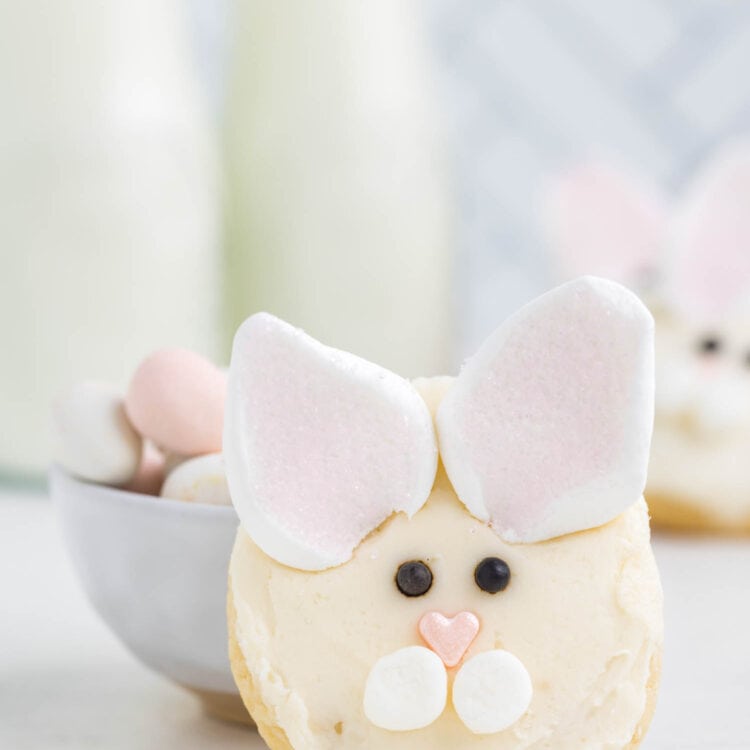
[428,0,750,353]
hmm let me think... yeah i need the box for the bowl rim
[49,464,238,519]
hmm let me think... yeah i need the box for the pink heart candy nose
[418,611,480,668]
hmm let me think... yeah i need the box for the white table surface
[1,489,749,749]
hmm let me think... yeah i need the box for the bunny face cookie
[225,278,663,749]
[547,143,750,532]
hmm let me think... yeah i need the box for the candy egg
[125,348,226,456]
[52,381,142,485]
[160,453,231,505]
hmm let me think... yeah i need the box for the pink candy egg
[123,442,167,496]
[125,348,227,456]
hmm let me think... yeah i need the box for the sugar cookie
[226,278,663,749]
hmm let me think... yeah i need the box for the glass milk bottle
[0,1,221,479]
[223,0,454,377]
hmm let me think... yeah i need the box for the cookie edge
[228,582,294,750]
[648,492,750,535]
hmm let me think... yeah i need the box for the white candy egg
[160,453,231,505]
[52,381,142,485]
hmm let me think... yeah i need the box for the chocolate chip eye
[474,557,511,594]
[697,335,722,355]
[395,561,433,597]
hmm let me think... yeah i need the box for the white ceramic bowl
[50,466,249,723]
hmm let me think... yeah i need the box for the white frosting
[363,647,447,731]
[452,650,532,735]
[230,472,662,749]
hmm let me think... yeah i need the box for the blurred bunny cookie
[224,278,663,749]
[547,143,750,533]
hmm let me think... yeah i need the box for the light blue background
[187,0,750,355]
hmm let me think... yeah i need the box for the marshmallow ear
[669,142,750,319]
[224,313,438,570]
[545,161,667,287]
[437,277,654,543]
